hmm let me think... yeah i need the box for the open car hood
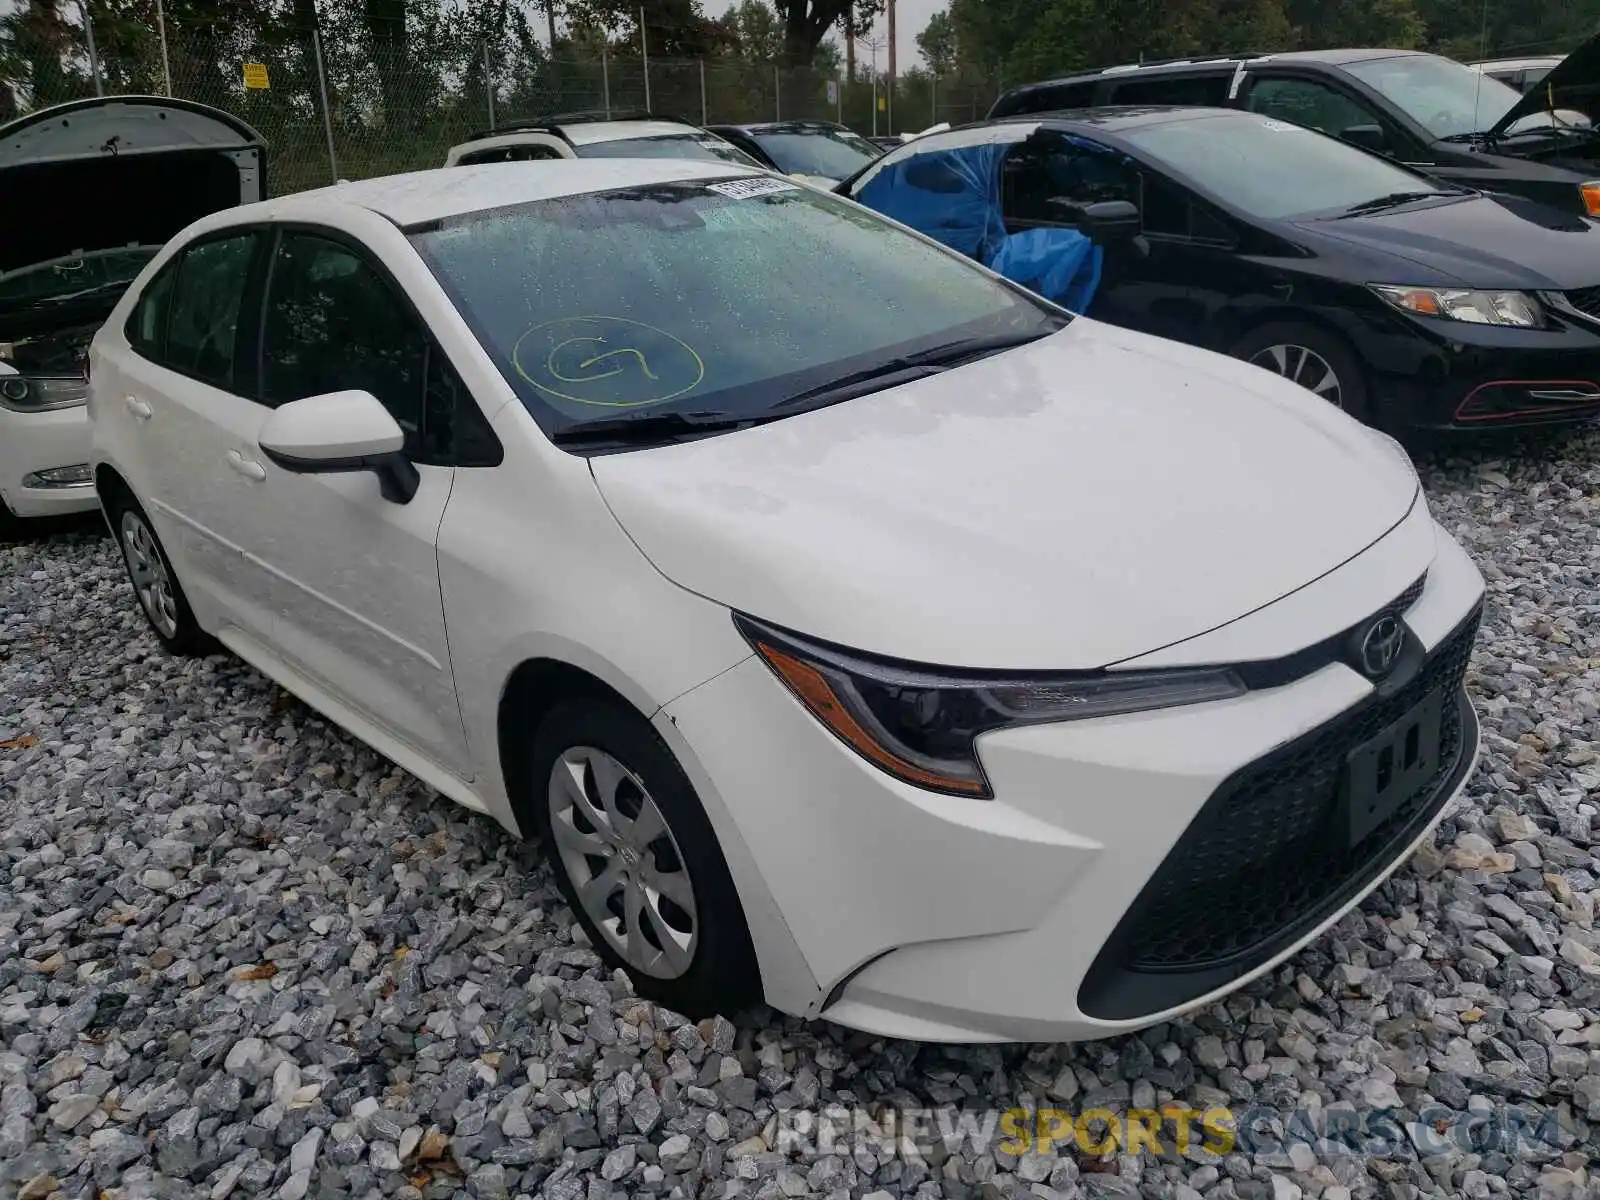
[1491,31,1600,136]
[0,96,266,289]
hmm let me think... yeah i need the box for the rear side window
[163,234,259,390]
[1108,74,1230,106]
[459,144,565,164]
[125,264,177,360]
[994,82,1097,117]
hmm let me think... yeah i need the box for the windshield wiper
[769,328,1062,411]
[1337,190,1448,216]
[551,410,770,446]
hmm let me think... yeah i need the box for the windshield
[0,246,158,310]
[751,128,881,178]
[1125,113,1453,219]
[411,178,1060,442]
[1344,53,1580,138]
[573,134,763,167]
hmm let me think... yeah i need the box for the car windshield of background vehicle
[573,134,763,167]
[0,246,159,312]
[752,130,881,178]
[410,179,1062,441]
[1343,54,1582,138]
[1124,114,1455,220]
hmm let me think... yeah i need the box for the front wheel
[528,696,761,1018]
[1229,321,1373,425]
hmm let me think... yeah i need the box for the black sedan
[841,106,1600,436]
[705,120,882,185]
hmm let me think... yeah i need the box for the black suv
[989,38,1600,217]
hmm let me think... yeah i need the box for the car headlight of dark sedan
[735,614,1245,798]
[1371,285,1543,328]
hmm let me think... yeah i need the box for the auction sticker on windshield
[705,178,802,200]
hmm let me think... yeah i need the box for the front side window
[261,234,426,447]
[1001,134,1138,225]
[573,134,763,167]
[1246,77,1387,141]
[164,233,259,390]
[410,179,1062,442]
[751,129,881,178]
[1124,113,1454,220]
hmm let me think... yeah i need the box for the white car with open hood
[88,159,1484,1042]
[0,96,264,534]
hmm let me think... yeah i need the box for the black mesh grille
[1083,603,1480,1012]
[1564,286,1600,319]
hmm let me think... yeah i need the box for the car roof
[559,119,710,146]
[718,120,852,134]
[990,104,1240,133]
[1012,47,1426,90]
[1471,56,1564,69]
[210,159,759,230]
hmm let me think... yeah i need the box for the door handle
[124,396,153,421]
[226,449,267,482]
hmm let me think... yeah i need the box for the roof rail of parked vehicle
[1097,53,1264,74]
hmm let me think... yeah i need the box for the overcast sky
[701,0,941,70]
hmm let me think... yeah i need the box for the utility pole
[845,19,855,82]
[886,0,896,135]
[545,0,557,51]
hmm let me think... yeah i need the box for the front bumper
[0,403,96,520]
[659,519,1484,1042]
[1362,302,1600,431]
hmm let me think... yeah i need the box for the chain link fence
[5,21,1002,196]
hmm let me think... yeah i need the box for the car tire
[108,495,215,657]
[0,498,19,543]
[528,695,761,1018]
[1229,321,1374,425]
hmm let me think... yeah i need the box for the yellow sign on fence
[243,63,270,90]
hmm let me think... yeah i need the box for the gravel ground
[2,432,1599,1200]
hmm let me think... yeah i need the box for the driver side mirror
[258,389,420,505]
[1079,199,1142,242]
[1340,124,1390,155]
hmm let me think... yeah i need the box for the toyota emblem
[1359,615,1405,678]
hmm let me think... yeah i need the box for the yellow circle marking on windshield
[513,316,705,407]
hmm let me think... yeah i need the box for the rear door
[111,228,280,643]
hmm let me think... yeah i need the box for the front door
[241,229,472,775]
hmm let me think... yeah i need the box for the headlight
[0,375,90,412]
[735,615,1246,798]
[1371,285,1542,328]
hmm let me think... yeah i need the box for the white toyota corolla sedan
[88,160,1484,1043]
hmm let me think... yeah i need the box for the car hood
[589,320,1420,670]
[1292,192,1600,288]
[1492,30,1600,136]
[0,96,264,298]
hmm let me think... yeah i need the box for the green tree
[917,8,956,74]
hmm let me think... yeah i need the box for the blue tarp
[854,140,1103,314]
